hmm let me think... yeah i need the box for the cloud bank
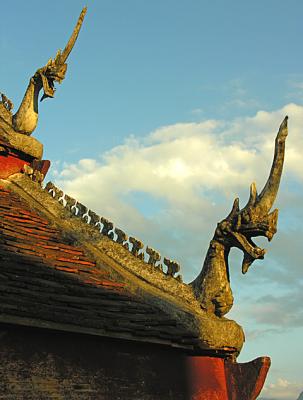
[52,102,303,279]
[261,378,302,400]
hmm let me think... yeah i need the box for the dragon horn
[254,116,288,214]
[226,197,240,220]
[243,182,258,209]
[57,6,87,65]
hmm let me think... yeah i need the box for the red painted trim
[225,356,271,400]
[0,153,30,179]
[31,159,51,177]
[0,149,50,180]
[186,355,271,400]
[186,356,228,400]
[250,357,271,399]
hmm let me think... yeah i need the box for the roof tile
[0,186,198,349]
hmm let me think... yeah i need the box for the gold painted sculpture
[0,7,87,137]
[190,117,288,316]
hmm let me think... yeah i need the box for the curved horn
[243,181,258,209]
[57,7,87,65]
[255,116,288,214]
[226,197,239,220]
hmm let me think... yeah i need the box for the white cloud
[261,378,303,400]
[52,103,303,284]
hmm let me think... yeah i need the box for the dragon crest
[0,7,87,136]
[191,116,288,317]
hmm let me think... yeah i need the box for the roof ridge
[5,174,198,310]
[45,181,183,283]
[1,175,246,354]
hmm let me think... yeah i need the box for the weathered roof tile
[0,185,200,350]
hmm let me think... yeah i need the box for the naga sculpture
[0,7,87,137]
[0,7,87,182]
[190,116,288,316]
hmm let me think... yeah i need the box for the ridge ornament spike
[59,7,87,65]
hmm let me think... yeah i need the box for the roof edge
[1,174,245,355]
[5,174,195,307]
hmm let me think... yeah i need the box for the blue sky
[2,1,303,398]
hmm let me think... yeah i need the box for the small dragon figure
[0,7,87,136]
[190,117,288,317]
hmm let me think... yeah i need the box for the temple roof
[0,184,200,350]
[0,173,244,356]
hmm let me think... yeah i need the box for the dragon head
[37,7,87,101]
[35,56,68,101]
[11,7,87,136]
[214,116,288,274]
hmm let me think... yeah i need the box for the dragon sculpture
[0,7,87,137]
[0,5,288,329]
[190,116,288,317]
